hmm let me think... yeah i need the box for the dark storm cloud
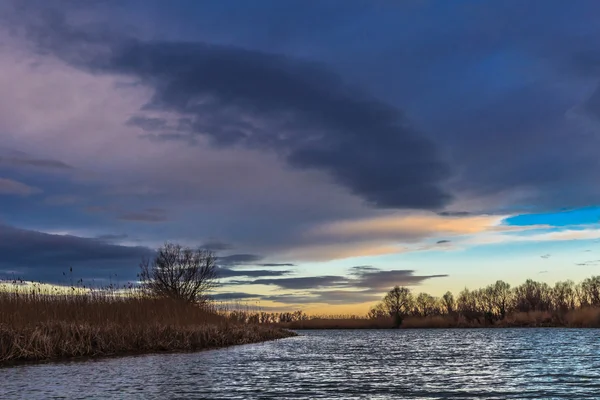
[107,40,451,209]
[231,269,446,292]
[259,263,296,267]
[351,269,448,292]
[437,211,471,217]
[6,0,600,217]
[0,225,152,283]
[436,240,451,244]
[9,4,452,210]
[210,292,262,301]
[240,276,350,290]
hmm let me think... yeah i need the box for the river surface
[2,329,600,399]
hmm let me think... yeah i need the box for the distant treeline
[368,276,600,326]
[223,276,600,329]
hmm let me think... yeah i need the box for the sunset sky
[2,1,600,314]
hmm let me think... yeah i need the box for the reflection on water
[2,329,600,399]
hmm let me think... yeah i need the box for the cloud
[15,9,452,210]
[541,254,551,259]
[209,292,263,301]
[310,212,508,244]
[201,240,233,251]
[575,260,600,266]
[233,269,447,293]
[0,155,72,169]
[218,254,264,266]
[463,228,600,247]
[349,265,380,274]
[117,208,168,222]
[437,211,472,217]
[3,1,600,295]
[350,269,448,292]
[436,240,451,244]
[238,276,350,290]
[259,263,296,267]
[0,177,41,196]
[217,267,292,279]
[0,224,152,283]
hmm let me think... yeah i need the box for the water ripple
[2,328,600,399]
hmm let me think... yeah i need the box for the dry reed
[0,287,295,364]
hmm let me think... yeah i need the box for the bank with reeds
[0,289,295,365]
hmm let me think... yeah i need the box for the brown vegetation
[0,286,295,365]
[255,275,600,329]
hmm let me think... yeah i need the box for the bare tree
[383,286,413,326]
[552,280,577,312]
[490,280,512,320]
[139,243,218,303]
[442,291,455,315]
[367,302,388,319]
[581,276,600,307]
[415,292,440,317]
[514,279,552,312]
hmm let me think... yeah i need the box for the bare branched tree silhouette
[139,243,218,303]
[383,286,413,327]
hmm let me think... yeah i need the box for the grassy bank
[0,289,295,365]
[278,308,600,329]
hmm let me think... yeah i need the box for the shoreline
[277,309,600,330]
[0,326,297,368]
[0,323,297,367]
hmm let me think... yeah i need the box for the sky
[2,0,600,314]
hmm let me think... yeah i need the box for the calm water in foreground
[2,329,600,399]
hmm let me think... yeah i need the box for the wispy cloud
[0,177,41,196]
[0,155,72,169]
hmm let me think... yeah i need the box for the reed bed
[0,286,295,364]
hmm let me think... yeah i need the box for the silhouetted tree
[514,279,552,312]
[367,302,388,319]
[552,280,577,312]
[442,291,455,315]
[139,242,218,303]
[415,292,440,317]
[581,276,600,307]
[490,280,512,320]
[457,288,480,323]
[383,286,413,327]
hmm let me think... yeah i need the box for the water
[2,329,600,399]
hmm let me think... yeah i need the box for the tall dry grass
[0,286,295,364]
